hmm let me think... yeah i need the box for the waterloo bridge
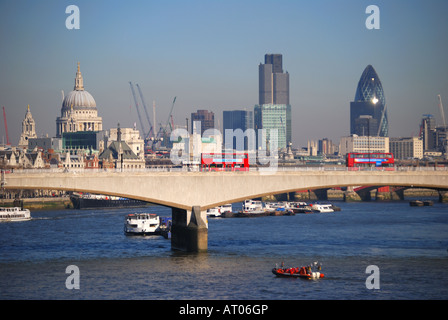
[2,167,448,252]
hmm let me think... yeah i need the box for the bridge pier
[356,189,372,201]
[171,206,208,252]
[439,190,448,203]
[343,186,362,201]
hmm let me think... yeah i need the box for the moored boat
[290,202,314,214]
[206,204,232,217]
[235,210,269,218]
[243,199,264,212]
[71,193,148,209]
[236,199,267,217]
[310,203,334,213]
[410,200,434,207]
[265,202,294,216]
[0,206,31,222]
[206,207,221,217]
[410,200,424,206]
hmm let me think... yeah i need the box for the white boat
[206,207,221,217]
[207,204,232,217]
[310,203,334,213]
[0,207,31,222]
[264,202,289,211]
[243,199,264,213]
[124,213,160,235]
[289,202,314,214]
[220,203,232,213]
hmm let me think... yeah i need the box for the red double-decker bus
[200,153,249,171]
[346,153,394,168]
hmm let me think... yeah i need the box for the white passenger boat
[310,203,334,213]
[206,204,232,217]
[220,204,233,214]
[206,207,221,217]
[124,213,161,235]
[264,202,289,211]
[243,199,264,213]
[0,207,31,222]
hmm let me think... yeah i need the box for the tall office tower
[255,54,291,149]
[223,110,254,151]
[350,65,388,137]
[191,109,214,135]
[420,114,436,151]
[259,54,289,105]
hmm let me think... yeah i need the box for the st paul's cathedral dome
[56,63,103,137]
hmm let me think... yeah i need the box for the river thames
[0,200,447,301]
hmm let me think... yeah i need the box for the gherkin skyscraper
[350,65,388,137]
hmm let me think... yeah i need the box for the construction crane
[155,96,177,143]
[438,94,447,128]
[165,96,177,133]
[136,84,154,139]
[129,82,147,139]
[2,106,10,145]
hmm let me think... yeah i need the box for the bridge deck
[3,167,448,210]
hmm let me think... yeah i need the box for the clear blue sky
[1,0,447,147]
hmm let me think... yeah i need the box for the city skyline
[1,0,447,148]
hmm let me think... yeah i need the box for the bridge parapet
[4,166,448,175]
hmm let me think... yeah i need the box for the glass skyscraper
[350,65,388,137]
[255,54,291,149]
[254,104,291,150]
[223,110,254,151]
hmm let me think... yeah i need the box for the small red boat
[272,265,324,279]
